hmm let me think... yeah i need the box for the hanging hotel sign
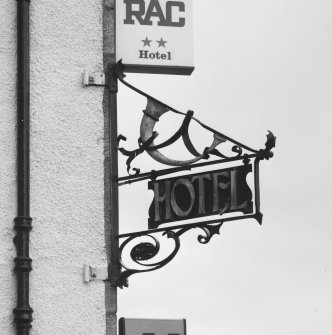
[113,67,276,288]
[148,164,253,229]
[116,0,194,75]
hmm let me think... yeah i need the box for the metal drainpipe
[13,0,33,334]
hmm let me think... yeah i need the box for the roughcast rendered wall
[1,0,108,334]
[0,1,17,334]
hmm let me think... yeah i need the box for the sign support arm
[104,64,120,332]
[103,1,119,334]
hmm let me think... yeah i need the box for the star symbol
[157,37,167,48]
[141,36,152,47]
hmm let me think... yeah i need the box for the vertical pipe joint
[13,307,33,331]
[13,217,33,331]
[14,217,32,272]
[14,217,32,231]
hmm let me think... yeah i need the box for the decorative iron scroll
[115,61,275,177]
[115,155,269,288]
[116,220,222,288]
[116,211,264,289]
[113,61,276,288]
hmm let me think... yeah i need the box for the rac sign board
[116,0,194,75]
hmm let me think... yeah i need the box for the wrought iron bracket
[111,60,276,289]
[117,131,275,186]
[113,132,273,288]
[114,60,276,178]
[114,212,264,289]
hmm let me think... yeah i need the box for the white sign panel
[116,0,194,75]
[119,318,187,335]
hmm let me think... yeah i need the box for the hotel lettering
[148,165,254,229]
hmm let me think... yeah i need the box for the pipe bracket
[83,264,109,282]
[83,69,106,86]
[14,216,32,231]
[13,306,33,330]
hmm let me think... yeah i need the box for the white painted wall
[0,1,17,334]
[0,0,108,334]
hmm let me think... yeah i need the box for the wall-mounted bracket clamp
[83,264,108,283]
[83,69,106,86]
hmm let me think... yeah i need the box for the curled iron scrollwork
[117,231,180,288]
[114,61,276,288]
[130,240,160,261]
[197,223,223,244]
[116,221,227,288]
[115,63,275,176]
